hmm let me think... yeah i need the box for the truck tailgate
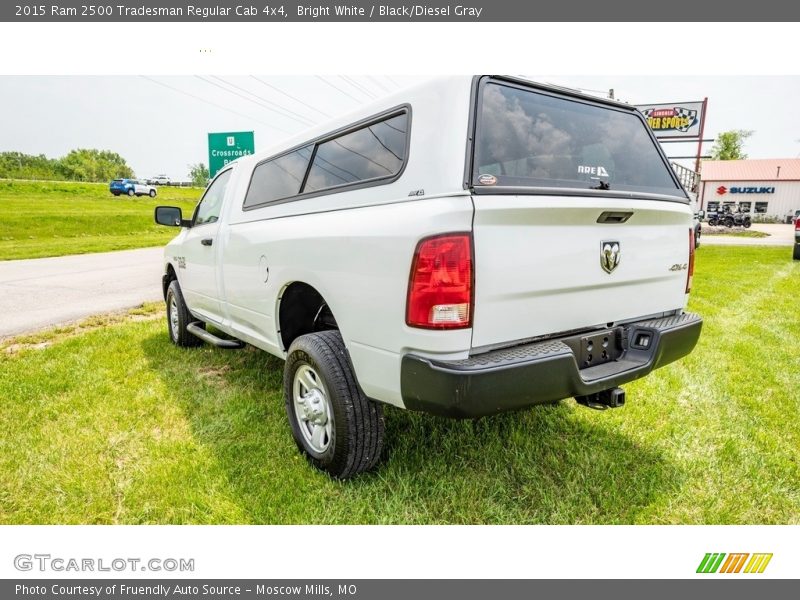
[470,195,692,349]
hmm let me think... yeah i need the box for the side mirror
[154,206,188,227]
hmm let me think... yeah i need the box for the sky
[0,75,798,179]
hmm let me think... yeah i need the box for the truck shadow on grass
[140,333,679,524]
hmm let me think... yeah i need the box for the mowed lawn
[0,180,201,260]
[0,246,798,524]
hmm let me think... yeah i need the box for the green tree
[188,162,210,187]
[0,152,61,180]
[710,130,754,160]
[58,149,134,182]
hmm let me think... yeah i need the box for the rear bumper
[400,312,702,418]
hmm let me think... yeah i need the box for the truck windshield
[472,81,685,198]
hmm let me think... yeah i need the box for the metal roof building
[699,158,800,221]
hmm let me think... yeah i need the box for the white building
[698,158,800,221]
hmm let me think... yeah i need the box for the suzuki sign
[716,186,775,195]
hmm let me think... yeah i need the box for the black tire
[165,279,204,347]
[284,330,384,479]
[149,189,157,198]
[743,220,751,229]
[794,244,800,261]
[112,192,120,197]
[724,217,734,228]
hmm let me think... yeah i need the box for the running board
[187,322,245,349]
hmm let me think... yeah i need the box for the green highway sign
[208,131,255,177]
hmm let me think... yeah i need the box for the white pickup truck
[155,76,702,478]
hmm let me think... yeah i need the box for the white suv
[149,174,172,186]
[154,76,702,478]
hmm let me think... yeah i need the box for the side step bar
[187,322,245,349]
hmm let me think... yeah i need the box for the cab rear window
[473,81,684,198]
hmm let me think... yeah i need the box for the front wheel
[724,217,734,228]
[165,280,204,347]
[284,330,384,479]
[743,220,752,229]
[149,189,157,198]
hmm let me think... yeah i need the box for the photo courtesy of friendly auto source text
[0,0,799,592]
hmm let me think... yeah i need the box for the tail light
[406,233,473,329]
[795,218,800,230]
[686,228,696,293]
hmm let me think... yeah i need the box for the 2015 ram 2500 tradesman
[154,76,703,478]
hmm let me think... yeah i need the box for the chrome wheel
[292,365,333,454]
[169,295,179,340]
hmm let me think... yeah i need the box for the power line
[195,76,308,130]
[316,76,363,103]
[367,76,392,94]
[138,75,284,131]
[365,126,402,161]
[340,75,377,99]
[384,76,401,89]
[251,76,333,119]
[212,76,316,126]
[333,139,393,174]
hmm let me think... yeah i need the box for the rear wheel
[149,189,157,198]
[794,244,800,261]
[284,330,384,479]
[165,280,203,347]
[127,188,135,197]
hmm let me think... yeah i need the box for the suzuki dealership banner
[636,101,705,139]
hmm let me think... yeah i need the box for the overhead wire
[340,75,377,99]
[196,76,313,128]
[138,75,289,132]
[251,76,333,119]
[211,76,316,126]
[367,76,392,94]
[315,76,364,103]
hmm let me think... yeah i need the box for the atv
[707,205,752,228]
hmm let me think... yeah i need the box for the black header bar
[4,0,800,22]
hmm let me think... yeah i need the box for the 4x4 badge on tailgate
[600,241,621,274]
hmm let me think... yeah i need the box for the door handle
[201,238,213,246]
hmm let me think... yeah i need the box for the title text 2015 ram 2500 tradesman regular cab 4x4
[154,76,703,479]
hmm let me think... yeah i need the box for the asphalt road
[0,247,164,338]
[701,223,796,246]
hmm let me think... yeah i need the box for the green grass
[0,180,201,260]
[1,246,798,524]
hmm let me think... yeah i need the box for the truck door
[180,167,233,323]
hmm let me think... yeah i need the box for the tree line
[0,150,211,187]
[0,149,134,182]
